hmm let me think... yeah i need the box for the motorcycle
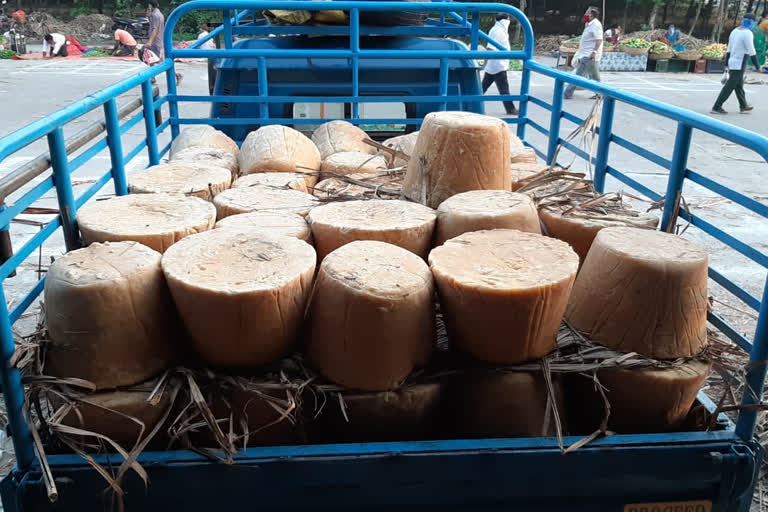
[112,15,150,40]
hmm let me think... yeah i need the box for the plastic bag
[721,70,729,84]
[142,47,160,66]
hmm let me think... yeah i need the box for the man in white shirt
[564,7,603,100]
[482,13,517,115]
[197,23,216,50]
[42,33,67,58]
[711,13,760,114]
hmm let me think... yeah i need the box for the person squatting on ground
[482,13,517,116]
[42,33,67,58]
[111,28,137,56]
[711,13,760,115]
[564,6,602,100]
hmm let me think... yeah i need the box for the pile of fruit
[649,41,673,54]
[0,50,17,60]
[701,43,727,59]
[619,38,652,49]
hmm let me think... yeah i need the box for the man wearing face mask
[711,13,760,114]
[564,7,603,100]
[482,13,517,116]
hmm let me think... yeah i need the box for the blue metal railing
[0,0,764,480]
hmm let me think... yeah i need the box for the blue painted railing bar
[47,129,79,252]
[606,166,664,201]
[546,80,564,165]
[104,99,128,197]
[9,278,45,325]
[611,133,673,170]
[709,267,761,312]
[686,169,768,220]
[708,311,756,353]
[170,94,528,104]
[527,95,553,111]
[75,169,118,210]
[592,96,615,192]
[737,275,768,439]
[660,124,693,232]
[0,283,35,471]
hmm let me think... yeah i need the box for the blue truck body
[0,2,766,510]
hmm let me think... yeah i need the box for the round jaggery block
[44,242,177,389]
[307,199,436,260]
[565,359,711,434]
[57,383,172,448]
[205,380,306,447]
[161,229,316,368]
[402,111,511,208]
[169,126,239,157]
[311,120,376,159]
[310,382,444,443]
[307,241,435,391]
[320,151,388,177]
[213,186,319,220]
[239,125,321,175]
[378,131,418,168]
[539,208,659,264]
[214,211,312,243]
[509,163,548,191]
[171,147,240,179]
[77,193,216,253]
[450,370,564,438]
[429,229,578,364]
[565,227,708,359]
[434,190,541,246]
[232,171,316,194]
[127,163,232,200]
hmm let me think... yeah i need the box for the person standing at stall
[711,14,760,114]
[564,6,603,100]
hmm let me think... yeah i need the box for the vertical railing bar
[47,128,79,251]
[141,80,160,166]
[737,275,768,440]
[351,8,360,120]
[546,79,564,165]
[470,10,480,50]
[593,96,615,193]
[223,9,233,49]
[103,98,128,196]
[166,69,180,140]
[0,284,35,471]
[439,58,449,112]
[660,123,693,231]
[516,66,531,141]
[257,57,269,120]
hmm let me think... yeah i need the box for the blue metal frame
[0,2,766,510]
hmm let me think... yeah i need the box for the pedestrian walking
[144,1,182,86]
[711,14,760,115]
[481,13,517,116]
[564,7,602,100]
